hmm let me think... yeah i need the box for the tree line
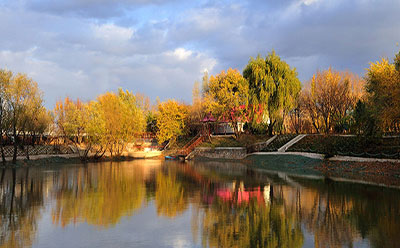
[0,70,51,164]
[1,49,399,161]
[188,50,400,138]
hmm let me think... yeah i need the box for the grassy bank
[288,135,400,159]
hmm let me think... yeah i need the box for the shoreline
[2,150,400,189]
[247,151,400,163]
[0,153,164,168]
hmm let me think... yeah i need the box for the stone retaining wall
[193,147,247,160]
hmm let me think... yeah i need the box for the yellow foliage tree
[156,100,188,144]
[205,68,249,138]
[96,89,145,156]
[365,57,400,132]
[302,68,364,133]
[6,73,44,163]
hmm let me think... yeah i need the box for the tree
[351,100,378,135]
[302,68,364,133]
[85,101,108,159]
[365,54,400,133]
[0,69,11,164]
[156,100,188,144]
[53,98,89,159]
[205,68,249,138]
[7,73,44,163]
[24,106,52,159]
[243,51,301,136]
[54,89,146,160]
[97,89,145,157]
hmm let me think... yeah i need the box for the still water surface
[1,160,399,248]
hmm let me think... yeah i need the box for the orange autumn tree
[302,68,364,133]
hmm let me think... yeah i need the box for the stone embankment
[191,147,247,160]
[192,134,400,163]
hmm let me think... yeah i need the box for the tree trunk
[268,120,276,136]
[26,144,30,160]
[0,135,5,165]
[12,125,17,164]
[10,168,16,217]
[0,168,5,185]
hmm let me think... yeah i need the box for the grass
[288,135,400,158]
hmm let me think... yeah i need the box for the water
[1,159,399,248]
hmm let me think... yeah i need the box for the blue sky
[0,0,399,107]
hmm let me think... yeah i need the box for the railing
[182,133,200,149]
[179,134,205,156]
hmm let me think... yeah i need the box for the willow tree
[243,51,301,135]
[205,68,249,138]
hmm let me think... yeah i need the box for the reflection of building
[215,181,265,205]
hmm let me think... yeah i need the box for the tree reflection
[195,183,303,248]
[1,161,400,248]
[0,168,44,248]
[276,177,400,248]
[155,168,189,218]
[188,164,400,248]
[52,163,146,227]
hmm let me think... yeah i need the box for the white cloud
[167,48,193,60]
[93,23,134,42]
[301,0,319,6]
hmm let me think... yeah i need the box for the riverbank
[0,153,164,168]
[244,153,400,187]
[0,154,82,168]
[192,148,400,187]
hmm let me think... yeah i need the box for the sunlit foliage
[97,89,145,156]
[243,51,301,135]
[1,71,45,162]
[54,89,145,160]
[301,68,364,133]
[204,68,249,138]
[365,54,400,133]
[156,99,188,144]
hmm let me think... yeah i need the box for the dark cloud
[168,0,400,81]
[0,0,399,108]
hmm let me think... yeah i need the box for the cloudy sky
[0,0,399,107]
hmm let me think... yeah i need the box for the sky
[0,0,399,108]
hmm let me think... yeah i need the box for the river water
[0,159,399,248]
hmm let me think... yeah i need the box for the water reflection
[0,160,400,247]
[0,168,43,248]
[51,163,147,227]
